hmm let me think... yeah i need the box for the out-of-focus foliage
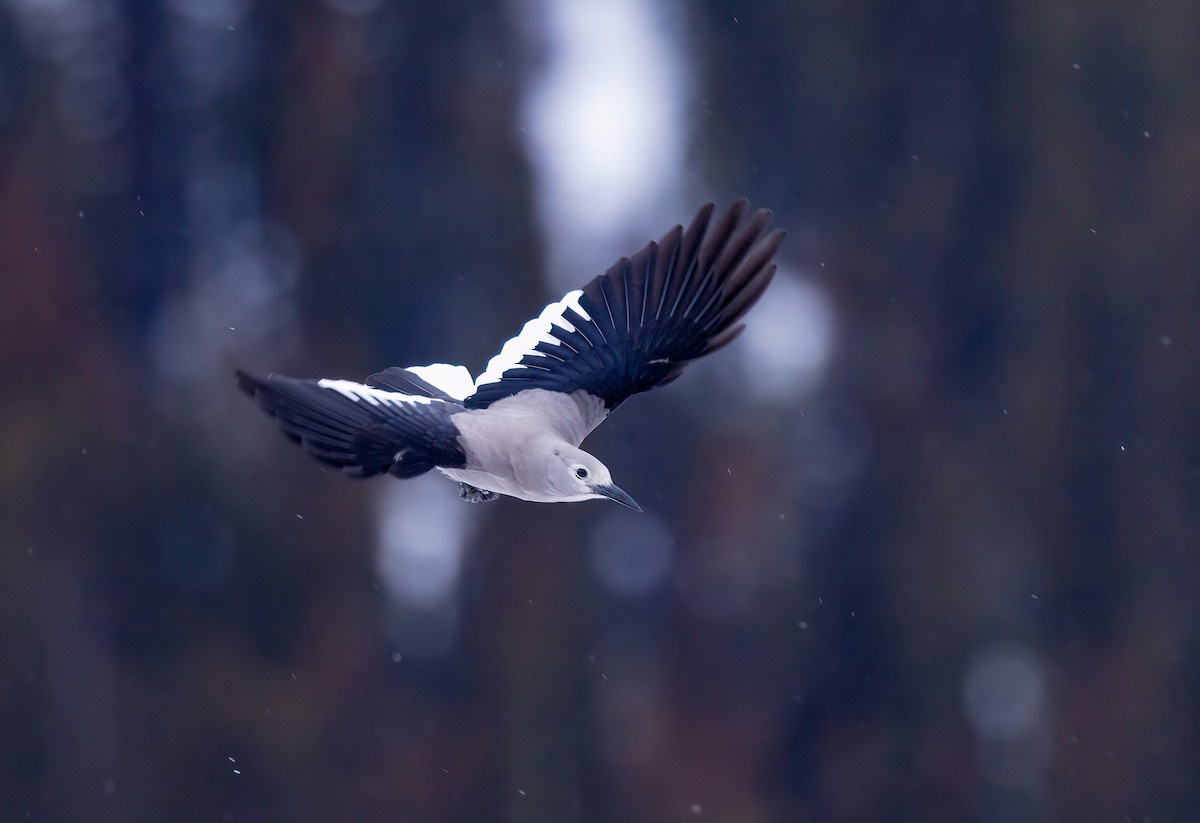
[1,0,1197,821]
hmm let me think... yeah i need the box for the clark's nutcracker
[236,200,784,511]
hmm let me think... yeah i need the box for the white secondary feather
[474,289,592,388]
[405,363,475,401]
[318,379,434,407]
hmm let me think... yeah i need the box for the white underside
[438,467,544,501]
[437,467,596,504]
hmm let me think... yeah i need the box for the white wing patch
[405,363,475,401]
[475,289,592,388]
[318,379,434,407]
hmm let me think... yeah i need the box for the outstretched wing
[465,199,785,420]
[236,371,467,478]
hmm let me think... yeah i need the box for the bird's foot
[458,483,499,503]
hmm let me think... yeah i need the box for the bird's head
[546,445,641,511]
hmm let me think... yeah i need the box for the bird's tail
[235,371,466,479]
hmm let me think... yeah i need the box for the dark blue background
[1,1,1196,820]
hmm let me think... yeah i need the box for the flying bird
[236,199,785,511]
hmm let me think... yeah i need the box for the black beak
[593,483,642,512]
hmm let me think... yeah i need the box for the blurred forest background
[1,0,1198,820]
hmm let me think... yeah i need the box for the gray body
[441,390,607,503]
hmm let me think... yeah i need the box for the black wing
[236,371,467,478]
[465,199,785,412]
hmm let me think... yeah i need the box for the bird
[236,199,785,512]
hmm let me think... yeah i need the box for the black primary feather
[467,199,785,410]
[236,371,467,478]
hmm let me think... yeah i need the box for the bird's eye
[575,467,588,480]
